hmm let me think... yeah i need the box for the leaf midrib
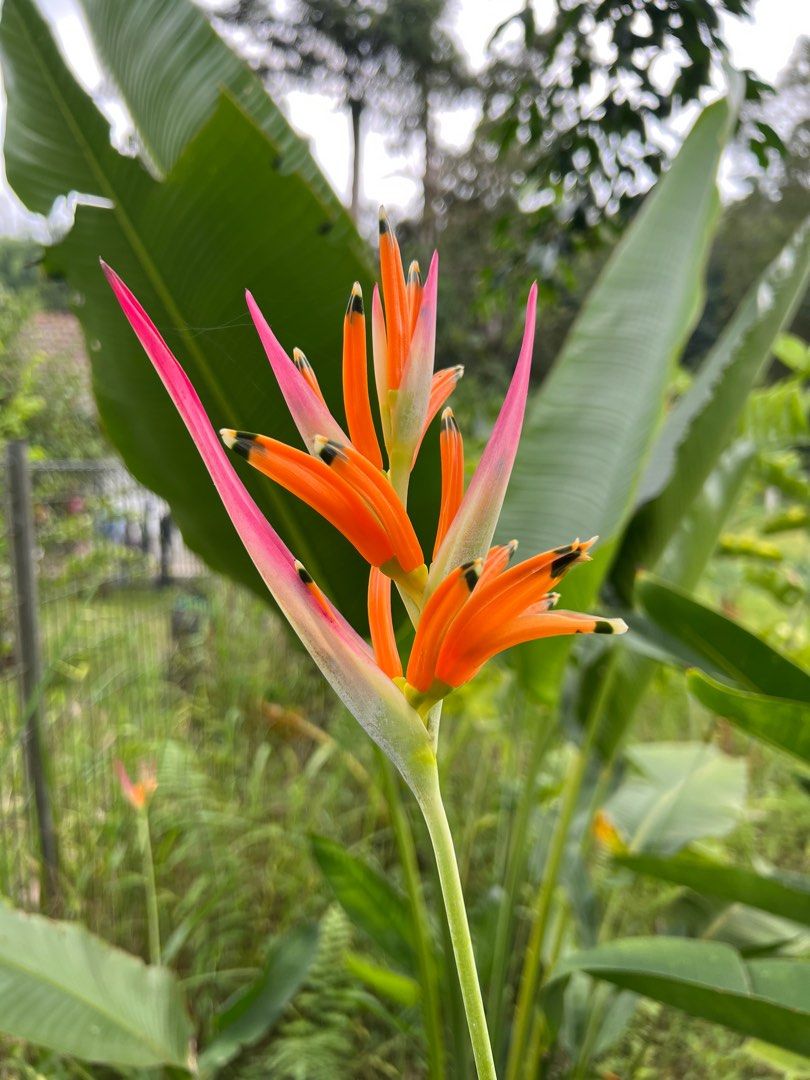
[0,937,181,1063]
[585,966,809,1011]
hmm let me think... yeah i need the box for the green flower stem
[388,443,412,504]
[390,447,492,1075]
[137,809,161,967]
[420,783,497,1080]
[505,657,618,1080]
[379,758,446,1080]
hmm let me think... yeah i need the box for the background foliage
[0,0,808,1076]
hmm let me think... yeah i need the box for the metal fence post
[159,512,174,586]
[6,440,60,910]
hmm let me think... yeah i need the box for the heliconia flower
[343,282,383,468]
[100,261,433,792]
[593,809,626,854]
[368,566,402,679]
[115,759,158,811]
[434,408,464,558]
[101,207,626,771]
[102,212,632,1080]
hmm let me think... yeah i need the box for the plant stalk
[488,704,553,1060]
[380,758,446,1080]
[420,784,497,1080]
[138,809,161,966]
[505,657,618,1080]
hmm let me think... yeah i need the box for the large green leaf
[0,0,423,626]
[555,938,810,1056]
[199,924,319,1076]
[743,379,810,450]
[500,96,734,693]
[310,836,418,972]
[504,97,732,553]
[615,221,810,593]
[688,670,810,766]
[604,742,747,855]
[592,440,754,762]
[616,852,810,926]
[345,952,421,1007]
[78,0,353,228]
[773,332,810,376]
[638,576,810,701]
[0,904,192,1067]
[654,439,755,592]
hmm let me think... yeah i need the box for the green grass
[0,513,807,1077]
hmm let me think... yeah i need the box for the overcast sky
[0,0,806,236]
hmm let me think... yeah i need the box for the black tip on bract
[461,560,481,592]
[347,289,364,317]
[295,561,314,585]
[551,548,582,578]
[378,206,390,234]
[224,431,257,459]
[440,409,458,433]
[317,439,343,466]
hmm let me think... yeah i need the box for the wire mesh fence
[0,443,213,922]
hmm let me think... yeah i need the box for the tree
[0,239,104,458]
[220,0,468,228]
[478,1,768,245]
[689,38,810,363]
[372,0,469,241]
[222,0,384,220]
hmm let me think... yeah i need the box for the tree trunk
[420,79,437,247]
[349,97,363,222]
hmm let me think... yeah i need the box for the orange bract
[379,208,410,388]
[368,567,402,678]
[406,560,482,693]
[410,365,465,467]
[314,438,424,574]
[447,538,596,643]
[480,541,518,584]
[437,608,606,689]
[407,260,423,338]
[434,408,464,558]
[343,284,383,469]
